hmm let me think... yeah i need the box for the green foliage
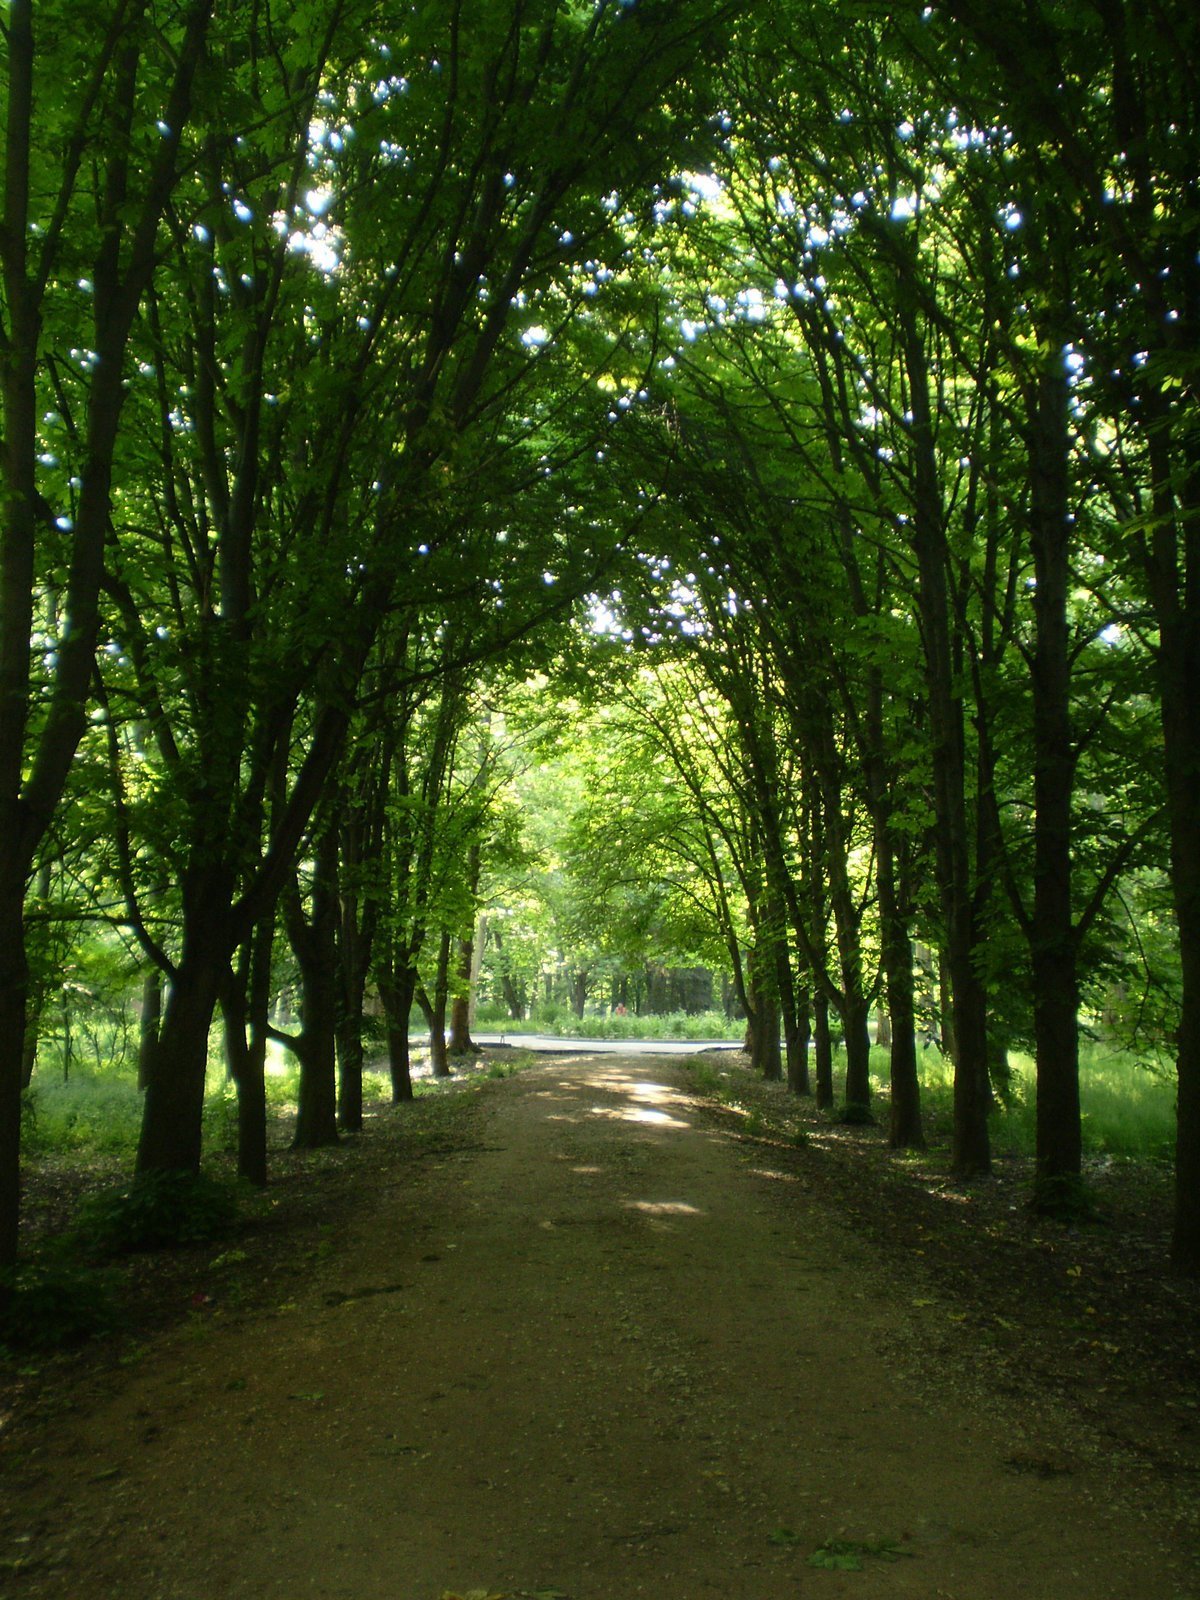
[807,1538,910,1571]
[498,1008,741,1042]
[74,1171,241,1256]
[21,1073,143,1157]
[0,1262,121,1351]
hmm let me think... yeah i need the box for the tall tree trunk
[220,920,273,1188]
[137,863,236,1173]
[1155,541,1200,1271]
[449,844,481,1055]
[1028,360,1082,1207]
[813,990,834,1111]
[289,824,340,1150]
[428,929,452,1078]
[380,967,417,1103]
[137,952,223,1174]
[879,834,923,1149]
[788,989,812,1097]
[840,990,873,1113]
[777,945,809,1095]
[899,257,991,1176]
[0,878,27,1276]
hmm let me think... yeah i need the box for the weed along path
[1,1055,1193,1600]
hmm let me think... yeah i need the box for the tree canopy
[3,0,1198,1279]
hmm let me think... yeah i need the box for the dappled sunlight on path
[2,1055,1191,1600]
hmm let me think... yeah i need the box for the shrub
[74,1170,241,1255]
[0,1262,121,1350]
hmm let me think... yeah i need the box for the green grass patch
[865,1040,1176,1163]
[474,1007,744,1042]
[21,1072,143,1157]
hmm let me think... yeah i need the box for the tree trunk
[898,258,990,1176]
[137,969,163,1092]
[778,950,810,1096]
[788,990,812,1097]
[1028,360,1083,1208]
[288,823,340,1151]
[380,967,417,1103]
[840,990,873,1112]
[813,991,834,1111]
[0,879,27,1279]
[137,951,223,1174]
[1157,586,1200,1271]
[429,929,452,1078]
[448,846,482,1055]
[879,836,923,1149]
[569,968,589,1021]
[220,927,271,1189]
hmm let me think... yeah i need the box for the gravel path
[2,1057,1191,1598]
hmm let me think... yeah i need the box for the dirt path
[2,1057,1193,1599]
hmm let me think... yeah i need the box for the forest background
[2,0,1199,1335]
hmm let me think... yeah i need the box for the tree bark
[288,823,341,1151]
[448,844,481,1055]
[137,969,162,1092]
[813,990,834,1111]
[1028,360,1082,1206]
[428,929,452,1078]
[380,968,417,1103]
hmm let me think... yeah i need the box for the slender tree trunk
[777,946,809,1095]
[788,989,812,1096]
[289,826,341,1150]
[899,261,990,1176]
[937,951,956,1062]
[813,991,834,1111]
[0,878,27,1278]
[220,927,271,1188]
[1157,578,1200,1271]
[1028,361,1083,1206]
[429,929,452,1078]
[449,844,482,1055]
[879,835,923,1148]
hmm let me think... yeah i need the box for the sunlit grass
[474,1005,742,1041]
[864,1041,1176,1162]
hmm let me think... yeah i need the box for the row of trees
[0,0,734,1278]
[3,0,1198,1275]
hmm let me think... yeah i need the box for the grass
[20,1030,1178,1173]
[866,1041,1177,1163]
[683,1038,1177,1169]
[473,1006,744,1042]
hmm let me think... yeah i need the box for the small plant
[744,1109,767,1138]
[790,1126,811,1148]
[0,1261,121,1350]
[808,1537,910,1571]
[74,1169,241,1255]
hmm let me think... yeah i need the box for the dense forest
[2,0,1199,1313]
